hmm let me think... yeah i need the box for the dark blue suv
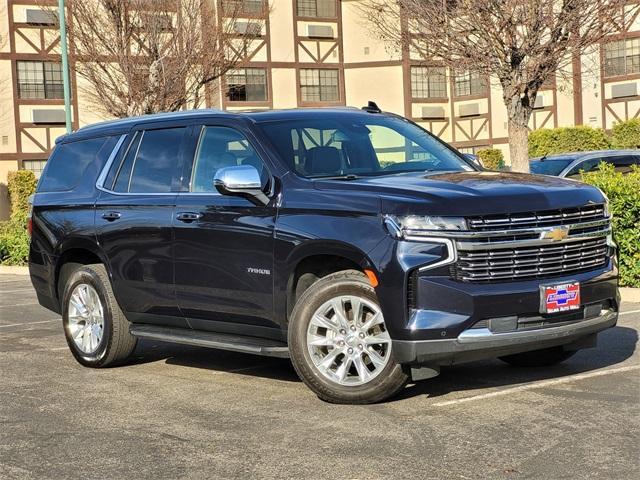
[29,107,619,404]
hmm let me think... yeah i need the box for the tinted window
[610,155,640,173]
[530,158,574,176]
[39,136,116,192]
[190,126,267,192]
[259,115,472,178]
[113,128,185,193]
[567,158,601,178]
[112,132,142,192]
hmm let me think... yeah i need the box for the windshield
[530,157,575,176]
[258,115,474,178]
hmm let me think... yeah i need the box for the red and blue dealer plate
[540,282,581,314]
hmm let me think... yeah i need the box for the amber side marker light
[364,269,379,288]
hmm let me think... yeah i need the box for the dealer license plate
[540,282,581,314]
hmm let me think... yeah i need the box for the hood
[313,171,606,216]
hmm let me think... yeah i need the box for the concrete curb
[620,287,640,303]
[0,265,29,275]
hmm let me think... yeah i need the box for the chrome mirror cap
[213,165,268,205]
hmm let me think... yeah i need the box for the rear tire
[499,346,576,367]
[288,270,408,404]
[61,263,137,367]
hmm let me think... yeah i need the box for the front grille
[453,237,609,282]
[467,204,605,231]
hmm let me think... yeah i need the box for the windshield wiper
[311,174,360,181]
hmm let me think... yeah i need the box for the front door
[96,125,190,328]
[173,124,278,338]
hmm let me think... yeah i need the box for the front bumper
[393,308,617,365]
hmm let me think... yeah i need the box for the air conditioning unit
[421,106,446,119]
[458,103,480,117]
[307,24,334,38]
[234,21,262,35]
[32,109,66,124]
[611,82,637,99]
[26,9,57,25]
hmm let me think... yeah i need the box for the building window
[454,71,486,97]
[300,69,339,102]
[23,160,47,178]
[297,0,336,18]
[226,68,267,101]
[17,61,64,99]
[603,38,640,77]
[411,66,447,99]
[223,0,266,15]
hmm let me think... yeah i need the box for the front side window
[454,70,486,97]
[300,68,339,102]
[190,126,267,192]
[258,115,473,178]
[411,66,447,99]
[603,38,640,77]
[297,0,336,18]
[17,61,64,99]
[113,128,185,193]
[226,68,267,101]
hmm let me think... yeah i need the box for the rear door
[96,124,191,328]
[172,122,279,338]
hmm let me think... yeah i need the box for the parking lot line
[0,288,36,294]
[0,302,39,308]
[433,364,640,407]
[620,309,640,316]
[0,319,59,328]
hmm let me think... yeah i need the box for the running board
[129,325,290,358]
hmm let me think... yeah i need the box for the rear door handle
[176,212,202,223]
[101,211,121,221]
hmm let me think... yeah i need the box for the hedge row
[582,163,640,287]
[529,119,640,157]
[0,170,36,266]
[476,148,505,170]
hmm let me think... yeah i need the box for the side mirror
[213,165,269,206]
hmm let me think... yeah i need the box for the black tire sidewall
[62,266,114,366]
[288,271,407,403]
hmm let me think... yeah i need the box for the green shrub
[528,126,611,158]
[582,163,640,287]
[0,170,36,266]
[0,219,30,266]
[611,118,640,149]
[7,170,37,221]
[476,148,505,170]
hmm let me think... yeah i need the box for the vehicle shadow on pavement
[395,325,638,402]
[130,339,300,382]
[126,326,637,398]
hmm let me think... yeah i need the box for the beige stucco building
[2,0,640,217]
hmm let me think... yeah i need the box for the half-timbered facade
[2,0,640,217]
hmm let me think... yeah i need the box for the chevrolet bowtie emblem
[541,227,570,241]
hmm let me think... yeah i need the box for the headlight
[385,215,467,239]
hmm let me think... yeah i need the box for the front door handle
[176,212,202,223]
[101,211,121,221]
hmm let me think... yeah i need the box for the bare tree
[55,0,259,118]
[362,0,637,172]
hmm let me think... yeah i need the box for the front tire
[61,264,137,367]
[288,270,408,404]
[499,346,576,367]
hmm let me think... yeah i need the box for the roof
[531,150,640,161]
[58,107,380,143]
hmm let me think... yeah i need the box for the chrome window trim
[95,134,127,190]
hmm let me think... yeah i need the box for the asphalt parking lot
[1,273,638,479]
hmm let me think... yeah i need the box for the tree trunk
[507,119,530,173]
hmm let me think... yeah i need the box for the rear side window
[38,136,117,192]
[112,127,186,193]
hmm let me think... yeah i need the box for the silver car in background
[530,150,640,178]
